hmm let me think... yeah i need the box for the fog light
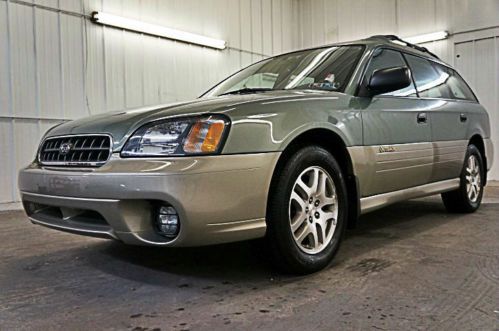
[156,205,180,238]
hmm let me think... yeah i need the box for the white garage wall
[295,0,499,180]
[1,0,498,208]
[453,32,499,181]
[0,0,299,205]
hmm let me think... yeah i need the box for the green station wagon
[19,35,493,273]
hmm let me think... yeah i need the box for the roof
[363,35,440,60]
[326,34,450,67]
[265,34,450,68]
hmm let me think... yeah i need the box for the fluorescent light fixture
[91,11,226,50]
[403,31,449,44]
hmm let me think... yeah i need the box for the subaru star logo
[59,143,73,155]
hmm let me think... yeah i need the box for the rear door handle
[460,113,468,122]
[417,112,427,124]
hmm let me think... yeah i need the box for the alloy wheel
[465,154,481,203]
[288,166,338,254]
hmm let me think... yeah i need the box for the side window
[432,63,477,101]
[363,48,417,96]
[404,54,450,99]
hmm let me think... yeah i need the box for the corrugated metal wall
[1,0,498,207]
[0,0,298,205]
[453,30,499,181]
[296,0,499,180]
[296,0,499,63]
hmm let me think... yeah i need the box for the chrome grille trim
[38,134,113,167]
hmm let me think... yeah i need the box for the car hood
[47,90,347,150]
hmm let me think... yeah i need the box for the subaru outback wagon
[19,35,493,273]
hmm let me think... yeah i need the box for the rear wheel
[441,144,484,213]
[266,146,348,274]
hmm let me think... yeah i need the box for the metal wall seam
[5,0,15,202]
[57,0,65,120]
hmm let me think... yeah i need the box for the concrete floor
[1,188,498,330]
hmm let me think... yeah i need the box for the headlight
[121,115,230,157]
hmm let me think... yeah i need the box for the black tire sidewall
[267,146,348,273]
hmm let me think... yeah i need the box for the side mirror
[367,66,412,96]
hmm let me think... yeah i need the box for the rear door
[358,48,433,196]
[403,54,472,182]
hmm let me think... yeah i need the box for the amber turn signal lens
[183,118,226,154]
[202,122,225,152]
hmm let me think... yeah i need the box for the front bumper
[19,153,280,246]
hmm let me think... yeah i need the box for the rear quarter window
[404,53,477,102]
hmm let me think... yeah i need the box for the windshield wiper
[219,87,275,96]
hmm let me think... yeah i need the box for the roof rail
[368,35,440,60]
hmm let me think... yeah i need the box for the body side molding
[360,178,460,214]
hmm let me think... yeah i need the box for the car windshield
[203,45,365,97]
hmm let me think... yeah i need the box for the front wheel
[441,144,485,213]
[266,146,348,274]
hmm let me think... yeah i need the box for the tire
[441,144,485,213]
[266,145,348,274]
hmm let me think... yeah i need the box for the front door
[355,48,433,197]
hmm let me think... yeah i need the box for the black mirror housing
[367,66,412,96]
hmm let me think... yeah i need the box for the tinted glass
[432,63,477,101]
[204,46,364,97]
[404,54,449,98]
[363,48,416,96]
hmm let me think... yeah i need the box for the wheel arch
[268,128,360,229]
[469,134,487,186]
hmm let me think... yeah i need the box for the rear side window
[363,49,416,96]
[404,54,448,98]
[432,63,477,101]
[404,54,477,102]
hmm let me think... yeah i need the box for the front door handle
[460,113,468,122]
[417,112,427,124]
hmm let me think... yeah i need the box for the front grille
[38,134,112,167]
